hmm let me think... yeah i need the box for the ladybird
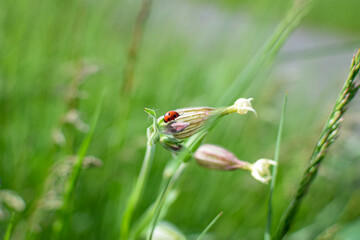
[164,111,180,123]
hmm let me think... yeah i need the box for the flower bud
[159,107,215,139]
[194,144,275,184]
[194,144,248,170]
[159,98,256,140]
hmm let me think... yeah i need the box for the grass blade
[265,93,288,240]
[218,0,316,106]
[4,212,15,240]
[197,211,223,240]
[62,91,104,210]
[52,91,104,234]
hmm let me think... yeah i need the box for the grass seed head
[0,190,26,213]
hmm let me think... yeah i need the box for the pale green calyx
[144,108,160,144]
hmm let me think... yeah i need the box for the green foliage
[0,0,359,239]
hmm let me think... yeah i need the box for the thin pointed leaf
[197,211,223,240]
[265,92,287,240]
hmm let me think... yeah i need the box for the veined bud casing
[160,107,215,139]
[194,144,248,170]
[159,98,256,140]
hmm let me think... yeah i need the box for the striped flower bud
[194,144,248,170]
[194,144,276,184]
[159,98,256,140]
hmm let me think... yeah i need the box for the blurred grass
[0,0,360,239]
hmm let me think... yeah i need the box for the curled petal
[249,159,277,184]
[233,98,257,116]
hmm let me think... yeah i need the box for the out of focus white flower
[0,190,26,212]
[153,222,186,240]
[226,98,257,116]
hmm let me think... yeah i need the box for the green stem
[146,132,207,240]
[121,140,156,240]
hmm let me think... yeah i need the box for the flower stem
[146,132,207,240]
[121,136,156,240]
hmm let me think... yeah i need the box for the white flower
[153,222,186,240]
[233,98,257,116]
[248,159,277,184]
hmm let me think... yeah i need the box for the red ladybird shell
[164,111,180,123]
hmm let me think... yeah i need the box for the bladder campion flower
[194,144,276,184]
[159,98,256,140]
[248,158,277,184]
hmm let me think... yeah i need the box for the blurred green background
[1,0,360,239]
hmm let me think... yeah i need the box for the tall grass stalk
[274,48,360,240]
[218,0,316,106]
[141,1,317,238]
[197,211,223,240]
[122,0,153,95]
[265,93,288,240]
[119,0,153,146]
[52,92,104,234]
[119,2,154,233]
